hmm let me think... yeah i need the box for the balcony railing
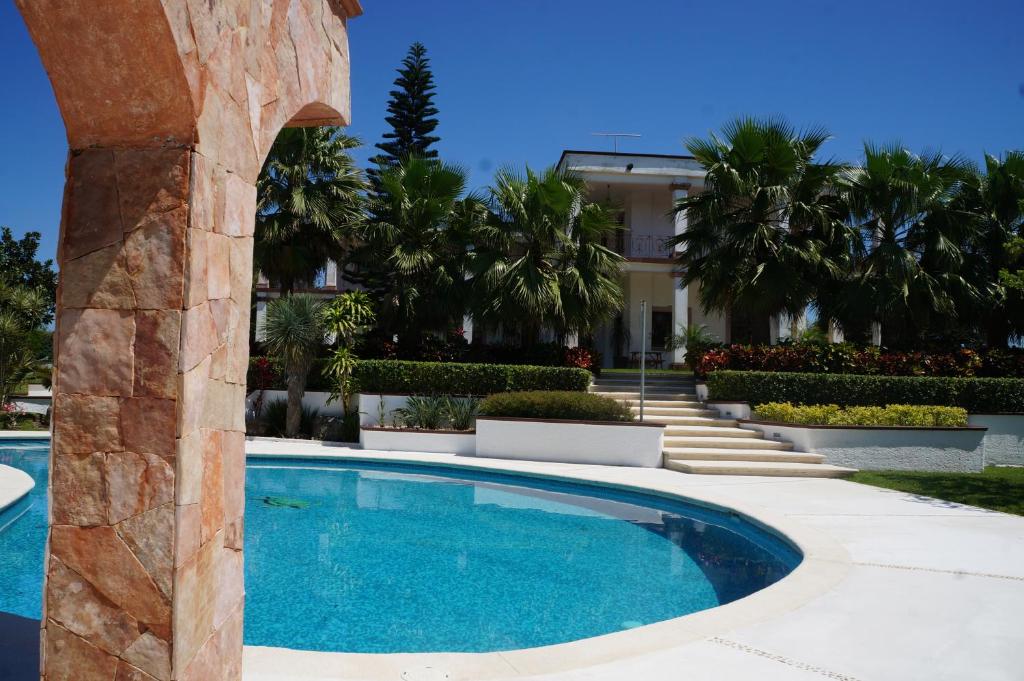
[610,231,675,258]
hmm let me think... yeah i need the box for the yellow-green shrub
[754,402,968,427]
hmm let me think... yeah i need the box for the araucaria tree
[669,118,848,344]
[473,167,625,345]
[255,127,366,295]
[367,42,441,183]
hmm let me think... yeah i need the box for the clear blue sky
[1,0,1021,264]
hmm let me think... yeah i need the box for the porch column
[671,183,690,365]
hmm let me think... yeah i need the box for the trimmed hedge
[351,360,591,395]
[707,370,1024,413]
[479,391,633,422]
[753,402,968,427]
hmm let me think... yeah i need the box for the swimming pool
[0,440,800,654]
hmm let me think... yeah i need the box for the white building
[557,150,805,369]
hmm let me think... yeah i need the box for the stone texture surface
[20,0,360,677]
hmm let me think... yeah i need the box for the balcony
[606,231,675,260]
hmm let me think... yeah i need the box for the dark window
[651,309,672,349]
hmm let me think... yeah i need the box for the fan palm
[668,117,849,344]
[262,294,327,438]
[474,166,624,344]
[354,157,480,351]
[256,127,366,295]
[956,151,1024,347]
[835,144,979,348]
[0,279,51,407]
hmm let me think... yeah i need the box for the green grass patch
[851,467,1024,516]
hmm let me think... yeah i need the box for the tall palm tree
[0,279,51,407]
[668,117,849,344]
[474,166,624,344]
[836,144,978,348]
[256,127,366,296]
[262,295,327,438]
[351,157,481,352]
[956,151,1024,347]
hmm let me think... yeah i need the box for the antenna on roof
[591,132,641,153]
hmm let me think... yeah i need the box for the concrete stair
[589,372,856,478]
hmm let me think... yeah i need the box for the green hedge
[352,360,591,395]
[479,391,632,422]
[707,370,1024,413]
[754,402,968,427]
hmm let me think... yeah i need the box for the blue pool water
[0,441,800,653]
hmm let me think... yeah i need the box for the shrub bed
[753,402,968,427]
[479,391,633,422]
[707,370,1024,413]
[351,360,591,395]
[696,343,1024,378]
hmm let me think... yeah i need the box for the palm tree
[351,157,480,352]
[473,167,624,345]
[835,144,979,348]
[668,117,849,344]
[0,279,51,407]
[262,294,327,438]
[256,127,366,296]
[956,151,1024,347]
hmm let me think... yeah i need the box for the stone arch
[14,2,361,679]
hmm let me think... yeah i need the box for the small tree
[262,295,327,438]
[323,291,376,416]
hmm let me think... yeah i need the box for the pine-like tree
[367,42,440,182]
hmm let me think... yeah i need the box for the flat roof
[557,149,697,167]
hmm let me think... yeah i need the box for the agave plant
[444,397,480,431]
[394,395,448,430]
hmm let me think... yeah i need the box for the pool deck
[244,439,1024,681]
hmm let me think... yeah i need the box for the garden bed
[738,419,987,473]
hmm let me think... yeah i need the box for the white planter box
[695,382,708,401]
[740,420,986,473]
[360,427,476,456]
[475,417,664,467]
[969,414,1024,466]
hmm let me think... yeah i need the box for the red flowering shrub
[563,346,595,371]
[695,343,1022,379]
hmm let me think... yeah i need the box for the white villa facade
[558,150,805,369]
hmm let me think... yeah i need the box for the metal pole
[639,299,646,421]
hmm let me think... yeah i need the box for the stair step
[631,406,718,417]
[663,426,762,438]
[665,438,790,451]
[664,459,856,478]
[590,391,698,400]
[622,399,704,408]
[640,415,730,426]
[663,448,823,463]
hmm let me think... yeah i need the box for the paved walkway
[244,440,1024,681]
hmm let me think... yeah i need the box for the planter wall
[475,417,664,467]
[360,427,476,456]
[705,401,751,420]
[247,390,343,417]
[358,393,416,427]
[739,420,986,473]
[969,414,1024,466]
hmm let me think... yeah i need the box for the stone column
[15,2,361,679]
[670,184,690,366]
[47,145,254,681]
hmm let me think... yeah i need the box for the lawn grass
[851,467,1024,516]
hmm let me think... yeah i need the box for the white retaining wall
[969,414,1024,466]
[475,417,664,467]
[740,421,986,473]
[246,390,344,417]
[360,428,476,456]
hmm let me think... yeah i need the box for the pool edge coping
[241,444,852,680]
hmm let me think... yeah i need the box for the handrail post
[639,299,646,421]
